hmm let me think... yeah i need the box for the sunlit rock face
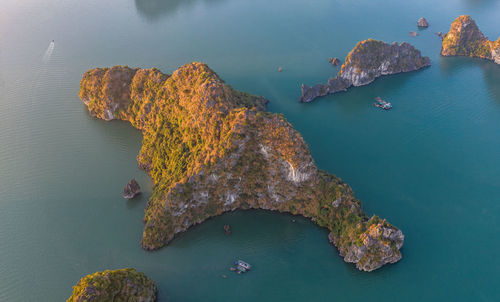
[80,62,404,271]
[441,15,500,64]
[299,39,430,103]
[67,268,157,302]
[417,17,429,28]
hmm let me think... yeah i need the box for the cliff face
[300,39,430,103]
[441,15,500,64]
[67,268,156,302]
[79,62,404,271]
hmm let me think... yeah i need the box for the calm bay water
[0,0,499,301]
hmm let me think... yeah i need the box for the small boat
[236,260,251,271]
[373,97,392,110]
[231,260,252,274]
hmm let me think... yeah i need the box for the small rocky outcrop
[329,57,340,65]
[300,39,430,103]
[80,62,404,271]
[329,219,404,271]
[123,178,141,199]
[441,15,500,64]
[67,268,157,302]
[417,17,429,28]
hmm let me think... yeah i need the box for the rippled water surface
[0,0,499,301]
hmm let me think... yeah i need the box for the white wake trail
[42,41,55,63]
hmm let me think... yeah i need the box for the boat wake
[42,41,55,63]
[29,40,65,106]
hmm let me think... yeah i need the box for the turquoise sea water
[0,0,499,300]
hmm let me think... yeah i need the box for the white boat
[234,260,252,272]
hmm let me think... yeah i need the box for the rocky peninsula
[441,15,500,64]
[79,62,404,271]
[299,39,430,103]
[67,268,156,302]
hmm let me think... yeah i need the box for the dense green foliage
[441,15,499,61]
[67,268,156,302]
[340,39,430,74]
[79,62,404,271]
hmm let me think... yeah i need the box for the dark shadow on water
[134,0,226,21]
[482,61,500,103]
[166,209,319,249]
[439,56,500,102]
[438,55,481,75]
[126,193,148,210]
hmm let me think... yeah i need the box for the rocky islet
[123,178,141,199]
[417,17,429,28]
[79,62,404,272]
[441,15,500,64]
[71,14,500,300]
[67,268,157,302]
[300,39,430,103]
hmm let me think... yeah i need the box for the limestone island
[67,268,156,302]
[441,15,500,64]
[299,39,430,103]
[417,17,429,28]
[79,62,404,271]
[123,178,141,199]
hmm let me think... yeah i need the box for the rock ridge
[79,62,404,271]
[299,39,430,103]
[441,15,500,64]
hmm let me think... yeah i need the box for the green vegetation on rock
[67,268,156,302]
[441,15,500,64]
[79,62,404,271]
[300,39,430,102]
[340,39,430,78]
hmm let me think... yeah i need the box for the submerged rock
[300,39,430,103]
[123,178,141,199]
[224,224,231,235]
[80,62,404,271]
[417,17,429,28]
[441,15,500,64]
[67,268,157,302]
